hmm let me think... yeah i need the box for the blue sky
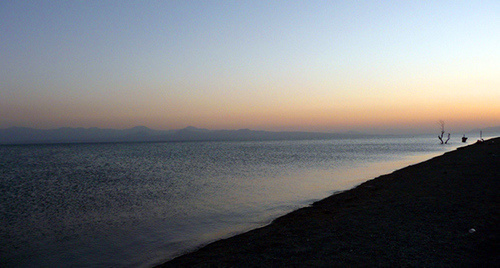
[1,1,499,134]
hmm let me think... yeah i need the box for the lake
[0,135,469,267]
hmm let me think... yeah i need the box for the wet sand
[159,138,499,267]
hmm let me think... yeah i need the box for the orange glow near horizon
[3,76,498,134]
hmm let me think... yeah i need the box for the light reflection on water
[0,136,466,267]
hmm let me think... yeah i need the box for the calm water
[0,136,470,267]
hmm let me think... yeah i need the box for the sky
[1,1,499,134]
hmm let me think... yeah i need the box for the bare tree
[438,120,450,144]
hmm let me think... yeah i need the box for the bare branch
[438,120,446,143]
[445,133,450,144]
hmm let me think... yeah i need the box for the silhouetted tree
[438,120,450,144]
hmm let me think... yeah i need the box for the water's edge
[149,148,459,267]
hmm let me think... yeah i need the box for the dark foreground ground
[160,138,499,267]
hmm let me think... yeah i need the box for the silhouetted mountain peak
[236,128,252,133]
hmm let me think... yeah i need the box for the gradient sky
[1,1,499,134]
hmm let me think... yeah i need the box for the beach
[160,138,499,267]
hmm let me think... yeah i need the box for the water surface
[0,136,467,267]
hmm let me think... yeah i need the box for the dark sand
[160,138,499,267]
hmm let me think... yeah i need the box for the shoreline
[159,138,499,267]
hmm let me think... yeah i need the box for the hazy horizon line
[2,124,499,136]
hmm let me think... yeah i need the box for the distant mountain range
[0,126,372,145]
[1,125,498,145]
